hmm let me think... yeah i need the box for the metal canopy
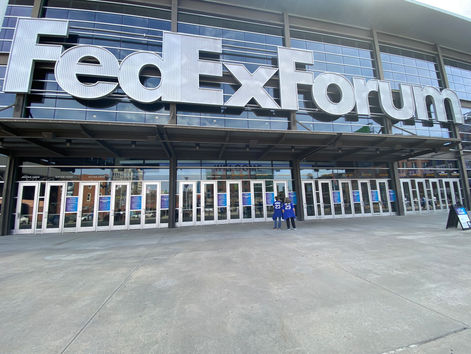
[0,119,459,162]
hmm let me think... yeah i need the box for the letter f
[4,18,68,93]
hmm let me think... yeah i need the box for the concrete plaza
[0,212,470,353]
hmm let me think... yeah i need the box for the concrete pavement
[0,212,470,353]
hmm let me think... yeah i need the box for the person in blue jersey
[272,196,283,229]
[282,198,296,230]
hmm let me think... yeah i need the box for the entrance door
[43,182,66,233]
[378,180,391,214]
[201,181,217,224]
[402,180,414,213]
[15,182,39,234]
[274,181,288,202]
[302,181,317,219]
[179,181,196,226]
[319,181,333,217]
[430,179,442,210]
[415,179,429,212]
[251,181,266,220]
[142,182,160,228]
[78,182,99,232]
[228,181,242,222]
[340,180,353,216]
[360,181,372,215]
[111,182,130,230]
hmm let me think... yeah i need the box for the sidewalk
[0,213,470,353]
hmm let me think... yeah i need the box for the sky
[411,0,471,20]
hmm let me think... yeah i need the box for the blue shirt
[273,200,282,218]
[282,202,295,219]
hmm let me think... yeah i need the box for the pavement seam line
[380,326,469,354]
[281,241,471,328]
[334,263,471,328]
[60,235,165,354]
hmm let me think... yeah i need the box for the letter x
[224,63,279,109]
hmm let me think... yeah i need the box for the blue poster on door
[389,190,396,202]
[265,192,274,205]
[242,192,251,206]
[161,195,169,209]
[130,195,142,210]
[218,193,227,207]
[332,191,341,204]
[65,196,78,212]
[371,190,379,202]
[288,191,297,204]
[99,196,111,211]
[352,190,361,203]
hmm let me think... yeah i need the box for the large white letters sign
[3,18,464,124]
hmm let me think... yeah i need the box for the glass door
[351,180,362,215]
[229,181,242,222]
[378,180,391,214]
[416,179,429,212]
[402,180,414,213]
[302,181,316,219]
[274,181,287,202]
[43,182,66,233]
[360,181,372,214]
[319,181,333,217]
[78,182,99,232]
[201,181,217,224]
[251,181,266,220]
[430,179,442,210]
[15,182,39,234]
[142,182,160,228]
[340,180,353,216]
[452,180,463,206]
[111,182,130,230]
[179,181,196,226]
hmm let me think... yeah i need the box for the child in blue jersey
[272,196,283,229]
[282,198,296,230]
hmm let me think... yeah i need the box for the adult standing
[272,196,283,229]
[282,198,296,230]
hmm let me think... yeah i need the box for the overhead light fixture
[65,139,71,147]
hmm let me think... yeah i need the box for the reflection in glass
[81,184,96,227]
[145,184,157,224]
[230,183,240,219]
[46,185,63,229]
[182,183,193,222]
[19,185,36,230]
[114,184,128,226]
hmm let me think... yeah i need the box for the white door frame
[318,180,333,218]
[142,182,161,229]
[77,182,99,232]
[377,180,392,215]
[178,181,197,226]
[42,182,66,234]
[250,180,266,221]
[201,181,217,224]
[228,180,243,222]
[15,182,40,234]
[339,180,354,217]
[302,180,317,220]
[358,180,373,215]
[110,181,131,230]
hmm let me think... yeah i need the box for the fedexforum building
[0,0,471,235]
